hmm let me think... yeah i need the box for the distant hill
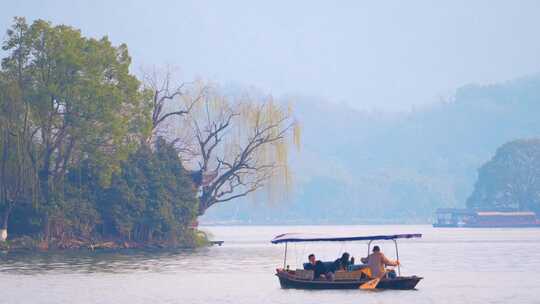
[201,74,540,224]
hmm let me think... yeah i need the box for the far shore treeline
[0,17,299,249]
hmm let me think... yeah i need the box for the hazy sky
[2,0,540,110]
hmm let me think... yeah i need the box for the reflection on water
[0,249,204,274]
[1,225,540,304]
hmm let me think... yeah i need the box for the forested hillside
[202,74,540,223]
[467,139,540,214]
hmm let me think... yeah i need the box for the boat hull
[276,273,422,290]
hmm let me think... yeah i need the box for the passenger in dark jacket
[333,252,351,271]
[304,254,332,280]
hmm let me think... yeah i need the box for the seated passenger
[304,254,333,280]
[360,245,399,278]
[333,252,351,271]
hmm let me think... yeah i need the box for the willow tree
[164,87,301,215]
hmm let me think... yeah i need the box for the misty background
[4,0,540,223]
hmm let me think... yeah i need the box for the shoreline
[0,232,209,253]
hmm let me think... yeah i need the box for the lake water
[1,225,539,304]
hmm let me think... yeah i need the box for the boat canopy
[271,233,422,244]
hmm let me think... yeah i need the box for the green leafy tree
[1,18,201,247]
[1,17,147,239]
[103,138,197,243]
[0,53,38,239]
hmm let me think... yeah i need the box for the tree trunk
[40,145,52,241]
[43,213,50,241]
[198,192,212,216]
[0,131,9,242]
[0,204,9,241]
[198,200,207,216]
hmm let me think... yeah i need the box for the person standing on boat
[361,245,400,278]
[305,254,333,280]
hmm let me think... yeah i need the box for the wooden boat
[271,233,423,290]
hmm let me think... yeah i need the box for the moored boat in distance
[433,208,540,228]
[271,233,423,290]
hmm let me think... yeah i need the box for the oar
[360,277,380,290]
[358,268,379,290]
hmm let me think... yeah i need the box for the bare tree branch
[141,67,208,142]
